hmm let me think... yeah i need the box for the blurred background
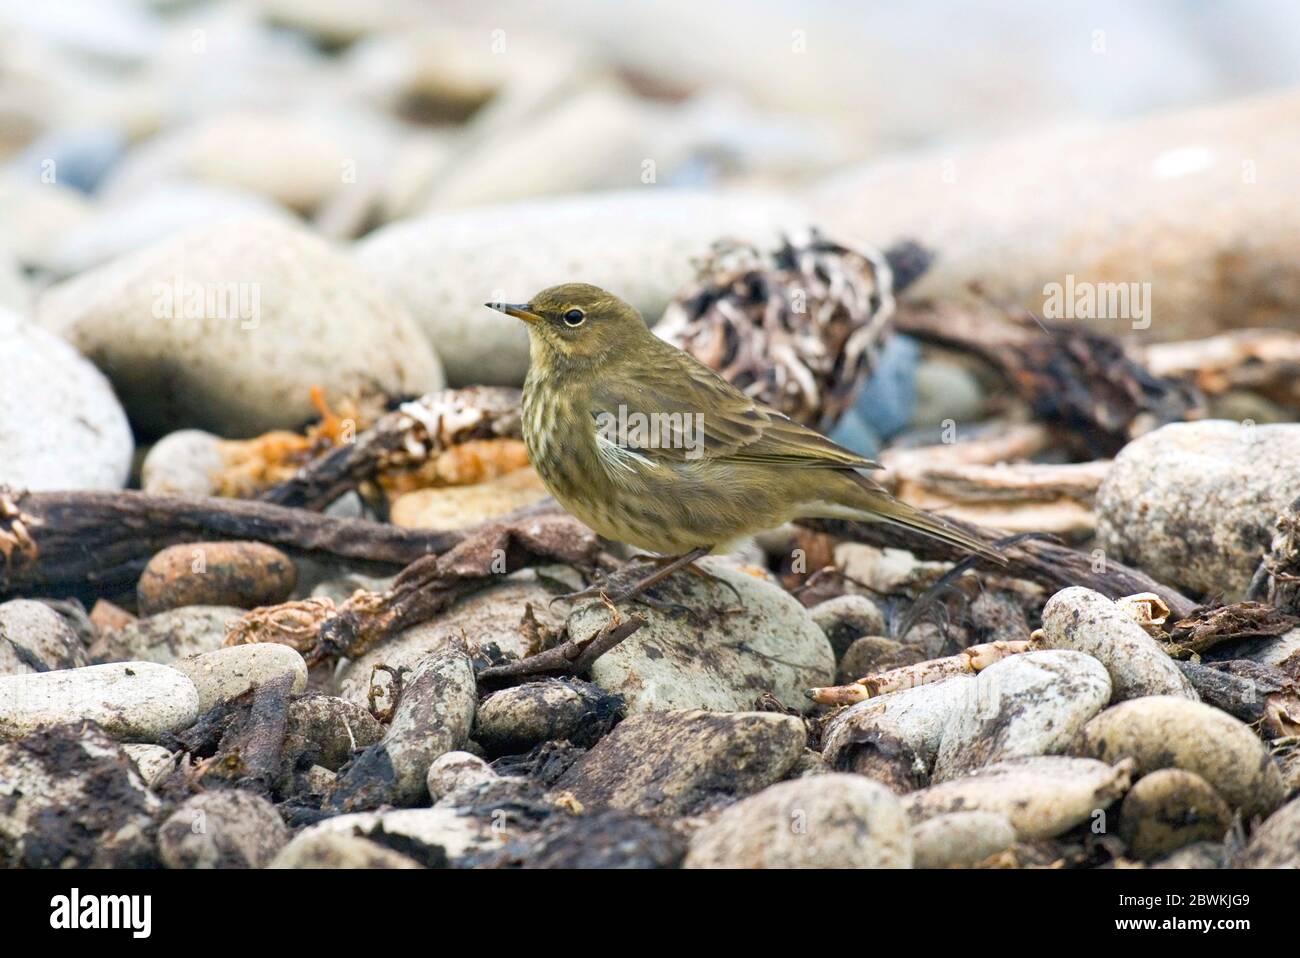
[2,0,1298,490]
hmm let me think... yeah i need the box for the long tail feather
[822,478,1007,564]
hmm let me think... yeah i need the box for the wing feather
[590,344,879,471]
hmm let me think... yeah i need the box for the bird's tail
[813,474,1007,564]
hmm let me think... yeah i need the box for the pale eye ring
[562,308,586,327]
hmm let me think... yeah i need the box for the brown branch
[0,488,464,598]
[226,513,601,662]
[476,606,647,684]
[894,299,1203,456]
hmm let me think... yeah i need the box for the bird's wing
[589,347,880,470]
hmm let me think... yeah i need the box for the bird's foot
[548,547,713,611]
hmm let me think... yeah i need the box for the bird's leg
[551,547,713,607]
[681,562,745,607]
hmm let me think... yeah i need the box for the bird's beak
[486,301,542,325]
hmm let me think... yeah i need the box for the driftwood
[226,513,600,662]
[796,515,1197,620]
[1140,329,1300,410]
[885,460,1110,537]
[260,387,523,511]
[1178,660,1300,736]
[1164,601,1299,658]
[0,488,464,598]
[894,299,1202,456]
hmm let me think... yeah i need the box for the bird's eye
[562,308,586,327]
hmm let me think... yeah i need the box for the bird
[487,283,1002,601]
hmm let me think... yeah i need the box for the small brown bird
[488,284,1000,599]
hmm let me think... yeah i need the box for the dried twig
[477,600,648,684]
[808,639,1032,705]
[226,513,601,662]
[260,387,523,511]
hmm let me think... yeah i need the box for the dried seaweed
[658,229,896,431]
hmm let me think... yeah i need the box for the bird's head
[487,283,647,370]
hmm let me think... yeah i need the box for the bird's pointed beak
[486,301,542,325]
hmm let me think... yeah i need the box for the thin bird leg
[553,547,713,606]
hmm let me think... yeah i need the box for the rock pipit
[489,283,1000,601]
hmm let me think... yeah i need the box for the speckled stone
[157,790,289,869]
[0,599,87,676]
[1096,421,1300,598]
[0,662,199,742]
[552,709,806,819]
[1040,586,1197,700]
[684,774,912,868]
[569,558,834,714]
[1070,695,1284,818]
[1119,769,1230,860]
[169,643,308,712]
[932,650,1111,782]
[905,756,1135,840]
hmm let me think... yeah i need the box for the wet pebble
[329,645,476,811]
[157,790,289,869]
[1040,587,1196,701]
[1069,695,1284,818]
[684,774,912,868]
[905,756,1135,840]
[0,599,87,675]
[0,723,161,867]
[137,541,297,615]
[932,650,1111,782]
[169,643,308,712]
[552,709,806,818]
[474,678,623,755]
[1118,768,1230,861]
[0,662,199,742]
[910,811,1017,869]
